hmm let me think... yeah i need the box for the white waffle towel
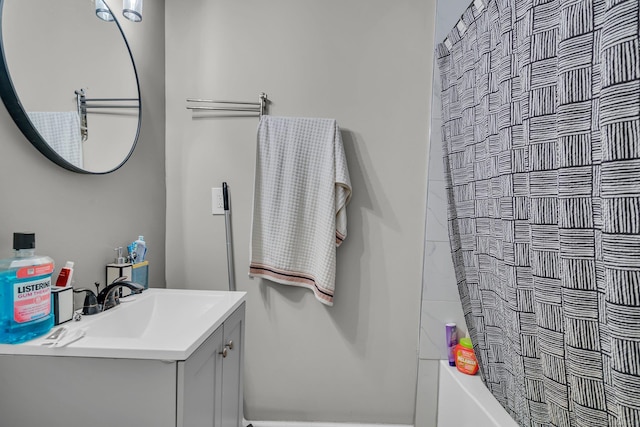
[249,116,352,306]
[27,112,83,168]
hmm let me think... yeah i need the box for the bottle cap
[65,261,74,268]
[460,337,473,349]
[13,232,35,250]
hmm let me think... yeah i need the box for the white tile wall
[422,241,458,302]
[427,125,444,180]
[419,301,467,360]
[420,61,465,362]
[414,359,439,427]
[416,2,472,422]
[425,180,449,243]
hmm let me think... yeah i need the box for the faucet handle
[73,288,100,315]
[103,292,120,312]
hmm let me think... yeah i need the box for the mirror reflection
[0,0,140,173]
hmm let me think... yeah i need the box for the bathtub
[437,360,518,427]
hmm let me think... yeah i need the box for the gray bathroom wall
[0,2,166,290]
[414,0,479,426]
[165,0,435,423]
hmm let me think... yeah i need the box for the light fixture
[123,0,143,22]
[95,0,114,22]
[95,0,143,23]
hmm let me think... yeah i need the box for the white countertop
[0,288,246,361]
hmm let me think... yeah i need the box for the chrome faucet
[73,278,144,315]
[98,279,145,311]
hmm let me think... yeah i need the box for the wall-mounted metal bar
[85,97,139,106]
[85,103,139,109]
[75,89,140,141]
[75,89,88,141]
[186,92,268,117]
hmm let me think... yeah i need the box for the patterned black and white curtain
[437,0,640,425]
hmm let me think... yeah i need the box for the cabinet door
[0,355,176,427]
[221,303,245,427]
[177,325,224,427]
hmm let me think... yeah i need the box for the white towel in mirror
[27,112,83,168]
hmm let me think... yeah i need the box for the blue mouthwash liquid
[0,233,54,344]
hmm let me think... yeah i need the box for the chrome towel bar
[186,92,268,117]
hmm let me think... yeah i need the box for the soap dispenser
[106,247,132,285]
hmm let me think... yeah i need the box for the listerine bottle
[0,233,54,344]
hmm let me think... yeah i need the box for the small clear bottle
[0,233,55,344]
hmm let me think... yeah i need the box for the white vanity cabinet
[0,294,246,427]
[178,302,245,427]
[221,301,245,426]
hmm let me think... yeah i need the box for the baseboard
[246,421,412,427]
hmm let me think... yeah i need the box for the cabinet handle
[225,340,234,350]
[219,348,228,358]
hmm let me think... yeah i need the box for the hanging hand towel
[249,116,352,306]
[27,111,83,168]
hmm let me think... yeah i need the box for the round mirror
[0,0,141,174]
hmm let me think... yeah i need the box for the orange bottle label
[455,345,479,375]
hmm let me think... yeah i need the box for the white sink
[0,288,246,360]
[86,291,225,339]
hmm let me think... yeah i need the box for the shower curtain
[437,0,640,426]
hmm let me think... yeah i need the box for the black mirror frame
[0,0,142,174]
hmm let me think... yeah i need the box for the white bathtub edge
[438,360,518,427]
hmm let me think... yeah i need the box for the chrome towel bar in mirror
[75,88,140,142]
